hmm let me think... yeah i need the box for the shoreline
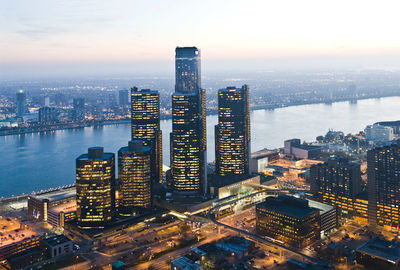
[1,94,398,137]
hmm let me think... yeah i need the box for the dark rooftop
[42,234,71,247]
[357,237,400,263]
[208,174,259,188]
[257,195,319,219]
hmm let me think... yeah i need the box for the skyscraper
[118,140,152,216]
[76,147,115,229]
[368,141,400,227]
[310,158,362,218]
[16,90,26,117]
[119,89,129,106]
[215,85,250,176]
[175,47,201,94]
[131,87,162,184]
[170,47,206,195]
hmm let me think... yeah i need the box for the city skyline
[3,0,400,79]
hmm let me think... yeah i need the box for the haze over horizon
[2,0,400,79]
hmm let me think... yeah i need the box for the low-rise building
[41,234,73,258]
[256,195,320,248]
[171,255,202,270]
[27,187,76,228]
[284,139,322,159]
[356,237,400,269]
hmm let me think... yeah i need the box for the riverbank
[2,93,398,137]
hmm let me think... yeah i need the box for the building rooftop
[171,255,202,270]
[48,200,76,214]
[257,195,319,219]
[251,148,279,159]
[42,234,71,247]
[293,144,322,151]
[31,188,76,203]
[0,218,37,248]
[357,237,400,263]
[307,198,335,215]
[208,174,259,188]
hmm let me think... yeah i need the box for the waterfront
[1,96,400,197]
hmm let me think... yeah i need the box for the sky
[2,0,400,78]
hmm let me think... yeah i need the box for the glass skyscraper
[76,147,115,229]
[131,87,162,184]
[16,90,26,117]
[118,140,152,215]
[215,85,250,176]
[171,47,206,195]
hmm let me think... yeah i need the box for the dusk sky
[2,0,400,78]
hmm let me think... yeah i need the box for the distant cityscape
[2,47,400,270]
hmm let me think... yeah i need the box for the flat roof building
[256,195,320,248]
[356,237,400,269]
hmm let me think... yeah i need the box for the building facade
[76,147,115,229]
[310,158,362,218]
[256,195,320,248]
[368,141,400,228]
[118,140,152,215]
[39,107,57,123]
[170,47,206,195]
[131,87,162,184]
[119,89,129,106]
[215,85,250,176]
[16,90,26,117]
[72,98,85,121]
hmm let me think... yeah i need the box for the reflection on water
[1,96,400,197]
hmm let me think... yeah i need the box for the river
[1,96,400,197]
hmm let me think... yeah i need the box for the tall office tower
[310,158,362,218]
[215,85,250,176]
[16,90,26,117]
[131,87,162,184]
[76,147,115,229]
[118,140,152,215]
[175,46,201,93]
[170,47,206,195]
[119,90,129,106]
[368,141,400,227]
[73,98,85,121]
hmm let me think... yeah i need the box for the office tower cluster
[75,46,252,229]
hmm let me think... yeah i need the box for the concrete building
[41,234,73,258]
[250,149,279,173]
[368,141,400,228]
[284,139,322,159]
[27,188,76,228]
[365,124,394,142]
[256,195,320,248]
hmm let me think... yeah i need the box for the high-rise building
[310,158,363,218]
[215,85,250,176]
[39,107,57,123]
[107,92,117,107]
[175,46,201,94]
[170,47,206,195]
[131,87,162,184]
[73,98,85,122]
[118,140,152,215]
[16,90,26,117]
[76,147,115,229]
[119,90,129,106]
[368,141,400,227]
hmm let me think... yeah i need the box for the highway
[207,191,331,268]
